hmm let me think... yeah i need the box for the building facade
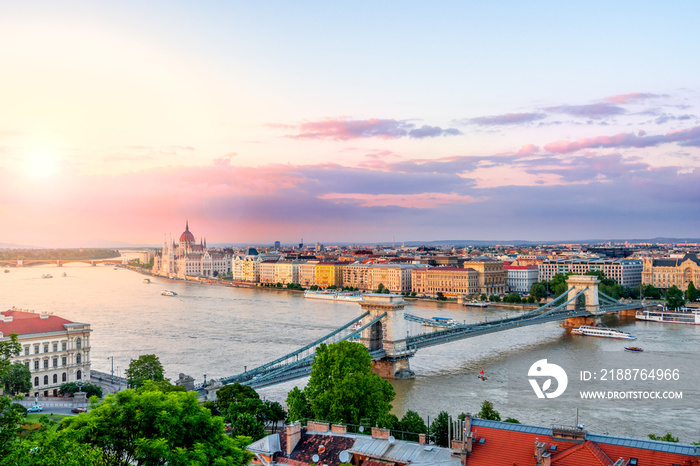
[411,267,479,297]
[315,262,344,288]
[463,259,508,295]
[1,308,91,398]
[642,254,700,291]
[539,258,643,287]
[504,265,539,293]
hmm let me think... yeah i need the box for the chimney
[286,422,302,455]
[40,312,49,319]
[371,427,391,439]
[2,315,12,323]
[534,440,546,461]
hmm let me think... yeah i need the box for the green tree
[503,418,521,424]
[529,283,547,302]
[0,395,25,457]
[686,281,698,302]
[286,341,395,426]
[504,293,521,303]
[648,432,679,442]
[2,362,32,396]
[125,354,165,388]
[665,285,686,310]
[264,400,287,433]
[216,383,261,415]
[136,379,186,393]
[58,382,103,398]
[396,410,427,441]
[61,388,251,466]
[376,283,385,293]
[286,386,311,421]
[477,400,501,421]
[1,428,102,466]
[643,284,661,300]
[429,411,450,447]
[230,412,265,440]
[0,333,21,378]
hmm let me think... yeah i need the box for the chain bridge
[202,275,640,392]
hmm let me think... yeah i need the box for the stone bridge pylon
[358,294,416,379]
[561,275,600,328]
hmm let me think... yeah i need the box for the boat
[303,290,364,302]
[464,300,488,308]
[571,325,637,340]
[62,272,67,277]
[143,279,151,284]
[635,308,700,325]
[3,269,9,273]
[431,316,458,326]
[41,274,53,279]
[161,290,178,297]
[624,346,644,352]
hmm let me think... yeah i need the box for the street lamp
[107,356,115,383]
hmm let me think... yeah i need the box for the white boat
[464,301,488,308]
[303,290,364,302]
[161,290,178,297]
[636,308,700,325]
[571,325,637,340]
[431,316,458,326]
[41,274,53,279]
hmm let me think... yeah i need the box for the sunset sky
[2,1,700,246]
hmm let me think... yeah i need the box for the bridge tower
[17,259,23,267]
[562,275,600,328]
[358,294,415,379]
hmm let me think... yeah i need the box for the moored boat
[143,278,151,284]
[303,290,364,302]
[41,274,53,279]
[624,346,644,352]
[161,290,178,296]
[571,325,637,340]
[636,308,700,325]
[464,300,488,307]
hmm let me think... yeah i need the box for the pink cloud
[603,92,665,104]
[284,118,461,140]
[517,144,539,156]
[317,192,482,209]
[464,112,546,126]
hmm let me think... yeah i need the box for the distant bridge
[0,258,126,267]
[201,275,640,393]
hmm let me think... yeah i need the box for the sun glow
[25,148,59,178]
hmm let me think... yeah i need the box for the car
[71,406,87,413]
[27,404,43,412]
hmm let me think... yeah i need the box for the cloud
[284,118,462,140]
[517,144,539,156]
[546,103,626,119]
[544,125,700,154]
[317,192,483,209]
[604,93,666,104]
[462,112,547,126]
[213,152,237,166]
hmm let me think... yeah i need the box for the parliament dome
[179,221,195,244]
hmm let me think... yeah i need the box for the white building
[504,265,539,293]
[538,258,643,287]
[1,308,92,398]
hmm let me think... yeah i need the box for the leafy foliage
[395,410,427,441]
[58,382,103,398]
[529,283,547,302]
[685,281,698,302]
[665,285,686,310]
[125,354,165,388]
[61,388,251,466]
[2,362,32,396]
[286,341,395,426]
[216,383,286,438]
[504,293,522,303]
[477,400,501,421]
[429,411,450,447]
[0,395,25,457]
[1,427,102,466]
[0,333,21,379]
[648,432,679,442]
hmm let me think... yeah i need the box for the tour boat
[571,325,637,340]
[464,301,488,308]
[161,290,178,297]
[635,308,700,325]
[303,290,364,302]
[431,316,458,326]
[41,273,53,279]
[624,346,644,352]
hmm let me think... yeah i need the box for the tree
[61,388,251,466]
[1,428,103,466]
[665,285,686,310]
[503,418,521,424]
[0,395,25,458]
[477,400,501,421]
[125,354,165,388]
[59,382,103,398]
[686,281,698,302]
[286,341,395,426]
[643,284,662,300]
[504,293,521,303]
[529,283,547,302]
[230,412,266,440]
[429,411,450,447]
[2,362,31,396]
[376,283,385,293]
[0,333,21,378]
[648,432,679,442]
[396,410,427,441]
[216,383,261,415]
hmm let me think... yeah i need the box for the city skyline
[2,2,700,246]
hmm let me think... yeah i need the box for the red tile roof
[551,440,612,465]
[1,309,74,336]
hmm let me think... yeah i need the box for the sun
[25,147,59,178]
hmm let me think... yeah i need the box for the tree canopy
[286,341,395,425]
[665,285,686,310]
[686,281,698,302]
[2,362,31,396]
[125,354,165,388]
[477,400,501,421]
[61,388,251,466]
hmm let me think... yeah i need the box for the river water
[1,263,698,442]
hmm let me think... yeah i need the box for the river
[1,263,698,442]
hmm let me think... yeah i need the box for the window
[62,341,66,351]
[43,375,48,385]
[34,377,39,387]
[76,354,81,364]
[34,344,40,354]
[25,362,30,369]
[53,343,58,352]
[53,374,57,384]
[76,338,82,350]
[44,359,49,369]
[24,346,29,356]
[34,360,39,370]
[76,370,82,380]
[62,357,67,366]
[62,372,66,382]
[44,344,49,353]
[53,358,58,367]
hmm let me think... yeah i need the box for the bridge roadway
[200,286,640,391]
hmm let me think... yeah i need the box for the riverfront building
[0,308,91,398]
[642,253,700,291]
[462,258,508,295]
[342,263,421,293]
[411,266,479,297]
[538,258,643,287]
[504,264,539,293]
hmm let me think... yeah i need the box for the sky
[1,1,700,246]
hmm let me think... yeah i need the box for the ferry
[41,274,53,279]
[161,290,178,297]
[635,308,700,325]
[431,316,458,326]
[303,290,364,302]
[464,301,488,308]
[571,325,637,340]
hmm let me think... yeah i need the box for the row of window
[33,370,82,387]
[26,353,84,370]
[24,338,82,356]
